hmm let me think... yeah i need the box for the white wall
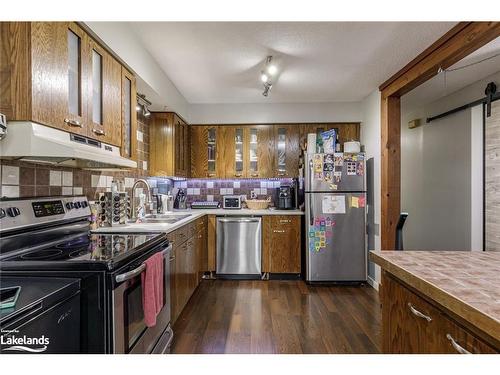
[85,22,189,119]
[400,72,499,251]
[360,89,382,287]
[188,102,362,124]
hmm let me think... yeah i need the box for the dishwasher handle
[217,218,261,223]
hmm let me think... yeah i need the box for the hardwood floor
[171,280,381,354]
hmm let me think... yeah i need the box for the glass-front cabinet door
[207,127,217,177]
[121,68,136,160]
[233,127,245,177]
[274,126,300,177]
[64,22,88,136]
[245,125,273,178]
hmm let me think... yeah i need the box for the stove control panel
[0,196,91,232]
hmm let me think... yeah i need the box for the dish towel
[141,251,164,327]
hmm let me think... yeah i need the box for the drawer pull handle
[92,128,106,136]
[279,219,291,223]
[407,303,432,322]
[64,118,82,127]
[446,334,471,354]
[273,229,286,233]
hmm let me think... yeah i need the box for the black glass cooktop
[4,232,162,264]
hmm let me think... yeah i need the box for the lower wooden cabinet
[381,271,498,354]
[168,218,207,324]
[262,215,301,274]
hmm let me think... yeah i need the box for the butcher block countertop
[370,250,500,343]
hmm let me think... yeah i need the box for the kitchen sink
[128,214,191,224]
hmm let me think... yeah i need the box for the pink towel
[141,251,164,327]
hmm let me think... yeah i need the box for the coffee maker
[275,185,296,210]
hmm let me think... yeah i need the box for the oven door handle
[115,243,172,283]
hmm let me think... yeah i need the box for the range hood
[0,122,137,169]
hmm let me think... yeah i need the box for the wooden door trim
[379,22,500,250]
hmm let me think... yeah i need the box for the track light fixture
[260,56,278,97]
[136,93,152,117]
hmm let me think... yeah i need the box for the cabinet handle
[208,173,216,177]
[277,171,285,176]
[251,173,259,177]
[92,128,106,136]
[407,303,432,322]
[446,334,471,354]
[235,173,242,177]
[279,219,291,223]
[273,229,286,233]
[64,118,82,128]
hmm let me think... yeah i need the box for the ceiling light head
[260,72,269,83]
[136,104,142,112]
[267,64,278,75]
[143,106,151,117]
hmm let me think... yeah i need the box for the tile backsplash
[0,114,150,200]
[172,178,294,206]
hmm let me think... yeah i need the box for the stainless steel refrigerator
[305,153,367,282]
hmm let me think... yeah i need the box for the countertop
[370,250,500,342]
[92,208,303,234]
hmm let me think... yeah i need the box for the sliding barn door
[485,100,500,251]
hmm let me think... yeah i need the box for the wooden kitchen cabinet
[174,114,190,177]
[150,112,190,177]
[121,68,137,160]
[1,22,87,134]
[1,22,132,148]
[87,39,122,146]
[381,272,498,354]
[262,215,301,274]
[190,126,227,178]
[245,125,274,178]
[274,125,300,177]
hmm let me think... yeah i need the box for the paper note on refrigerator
[322,195,346,214]
[351,196,359,208]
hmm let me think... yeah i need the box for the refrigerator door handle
[308,158,314,225]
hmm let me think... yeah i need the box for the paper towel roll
[307,133,317,154]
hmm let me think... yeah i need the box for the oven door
[112,242,173,354]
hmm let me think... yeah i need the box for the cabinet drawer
[382,272,499,354]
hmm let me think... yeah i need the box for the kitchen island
[370,250,500,353]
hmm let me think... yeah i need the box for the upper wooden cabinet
[190,123,361,178]
[191,125,226,178]
[274,125,300,177]
[0,22,130,148]
[121,68,137,160]
[150,112,190,177]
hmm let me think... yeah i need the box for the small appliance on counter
[174,189,187,210]
[223,195,241,209]
[275,184,296,210]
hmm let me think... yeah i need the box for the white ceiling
[129,22,456,104]
[402,36,500,108]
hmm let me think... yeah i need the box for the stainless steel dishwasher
[216,217,262,277]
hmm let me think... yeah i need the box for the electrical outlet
[250,191,257,199]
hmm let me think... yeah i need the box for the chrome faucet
[131,179,153,219]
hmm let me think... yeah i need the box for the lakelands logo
[1,329,50,353]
